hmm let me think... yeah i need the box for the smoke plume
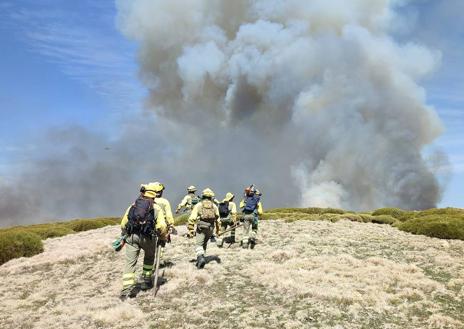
[116,0,444,210]
[0,0,447,226]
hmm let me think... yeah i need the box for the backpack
[218,201,230,218]
[244,195,260,213]
[199,200,217,221]
[190,194,200,206]
[126,196,156,236]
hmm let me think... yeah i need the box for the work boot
[119,285,137,301]
[210,235,216,243]
[249,238,256,250]
[196,255,206,269]
[225,236,235,244]
[217,239,224,248]
[242,241,249,249]
[140,277,153,291]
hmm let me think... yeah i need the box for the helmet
[141,182,158,198]
[151,182,165,193]
[245,184,256,196]
[223,192,235,202]
[202,188,215,198]
[187,185,197,193]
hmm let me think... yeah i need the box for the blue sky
[0,0,462,208]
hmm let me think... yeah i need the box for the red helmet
[245,184,256,196]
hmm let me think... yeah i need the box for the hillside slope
[1,220,463,329]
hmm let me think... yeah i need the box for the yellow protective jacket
[155,197,174,226]
[120,203,168,236]
[239,199,263,215]
[223,201,237,222]
[187,200,219,234]
[176,193,198,212]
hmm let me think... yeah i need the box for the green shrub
[1,224,73,239]
[25,225,74,239]
[261,213,281,220]
[319,213,343,222]
[65,219,110,232]
[0,217,119,264]
[371,208,419,222]
[0,231,44,265]
[94,217,121,225]
[268,207,346,215]
[370,215,398,225]
[174,214,190,226]
[372,208,405,218]
[414,208,464,218]
[398,216,464,240]
[339,213,364,222]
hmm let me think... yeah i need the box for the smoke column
[0,0,448,226]
[116,0,444,210]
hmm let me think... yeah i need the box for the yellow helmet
[187,185,197,193]
[223,192,235,202]
[151,182,165,192]
[202,188,215,198]
[141,183,158,198]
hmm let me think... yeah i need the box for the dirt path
[1,220,463,329]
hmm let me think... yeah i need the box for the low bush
[1,224,73,239]
[372,208,406,219]
[0,231,44,265]
[174,213,190,226]
[414,207,464,219]
[264,208,464,241]
[94,217,121,226]
[24,225,74,239]
[269,207,346,215]
[338,213,364,222]
[398,216,464,240]
[369,215,398,225]
[261,213,282,220]
[0,217,119,265]
[371,208,418,222]
[65,219,114,232]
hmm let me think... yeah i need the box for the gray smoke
[116,0,445,210]
[0,0,448,227]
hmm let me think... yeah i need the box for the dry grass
[1,220,463,329]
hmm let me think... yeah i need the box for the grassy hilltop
[0,211,464,328]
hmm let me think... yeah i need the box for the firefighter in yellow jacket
[216,192,237,247]
[152,182,174,228]
[176,185,200,213]
[186,188,219,269]
[152,181,176,264]
[119,183,168,300]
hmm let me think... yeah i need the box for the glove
[158,239,166,247]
